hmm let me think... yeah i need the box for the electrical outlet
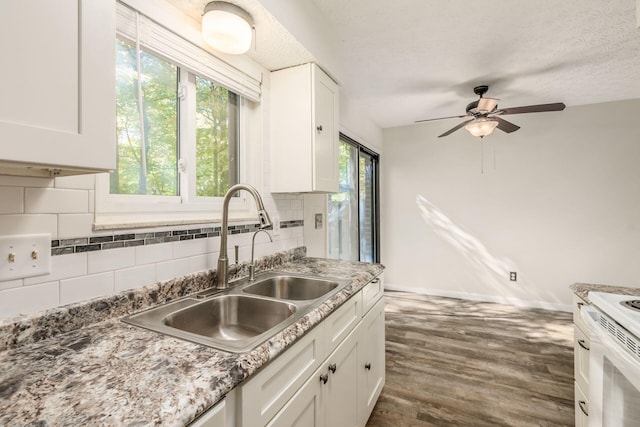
[0,234,51,281]
[509,272,517,282]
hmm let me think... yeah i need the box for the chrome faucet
[249,230,273,281]
[216,184,272,289]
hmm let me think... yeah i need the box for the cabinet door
[324,328,359,427]
[189,399,225,427]
[358,297,385,426]
[240,325,325,426]
[267,367,324,427]
[574,324,590,393]
[0,0,115,176]
[311,65,339,192]
[574,381,589,427]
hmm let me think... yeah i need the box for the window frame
[94,17,263,230]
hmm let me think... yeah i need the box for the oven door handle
[582,305,640,369]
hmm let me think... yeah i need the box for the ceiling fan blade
[477,97,499,113]
[492,116,520,133]
[415,114,467,123]
[496,102,566,116]
[438,119,474,137]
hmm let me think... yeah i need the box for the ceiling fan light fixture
[465,117,499,138]
[202,1,254,55]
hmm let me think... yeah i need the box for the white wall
[382,99,640,309]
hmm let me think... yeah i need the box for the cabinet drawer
[574,323,590,393]
[573,295,591,334]
[574,381,589,427]
[189,399,225,427]
[324,293,362,358]
[240,324,325,426]
[362,275,384,315]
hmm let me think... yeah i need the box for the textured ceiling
[311,0,640,128]
[167,0,639,129]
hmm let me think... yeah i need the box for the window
[327,134,380,263]
[113,39,179,196]
[95,3,262,229]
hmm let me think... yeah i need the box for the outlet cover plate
[0,234,51,281]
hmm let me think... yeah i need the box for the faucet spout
[216,184,272,289]
[249,229,273,281]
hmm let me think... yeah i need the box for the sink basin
[122,271,349,353]
[243,275,339,300]
[163,295,296,341]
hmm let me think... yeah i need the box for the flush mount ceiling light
[464,117,499,138]
[202,1,254,55]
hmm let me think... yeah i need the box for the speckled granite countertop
[0,249,384,426]
[570,282,640,303]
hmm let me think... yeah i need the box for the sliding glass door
[328,134,379,263]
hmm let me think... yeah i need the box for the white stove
[583,291,640,427]
[589,291,640,341]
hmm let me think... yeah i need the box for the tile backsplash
[0,175,305,319]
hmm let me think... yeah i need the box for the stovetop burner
[621,300,640,312]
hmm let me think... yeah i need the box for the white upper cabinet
[270,63,339,193]
[0,0,115,177]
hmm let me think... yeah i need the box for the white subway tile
[60,271,114,305]
[114,264,156,292]
[0,281,59,319]
[88,247,136,274]
[188,254,209,273]
[172,238,207,259]
[24,253,87,286]
[25,188,89,214]
[136,242,173,265]
[0,214,57,238]
[54,175,96,190]
[0,176,53,188]
[0,278,23,291]
[290,199,303,210]
[88,190,95,213]
[156,258,190,282]
[275,199,291,210]
[58,214,97,239]
[0,187,23,214]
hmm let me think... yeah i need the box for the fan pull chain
[480,139,484,174]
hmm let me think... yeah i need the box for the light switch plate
[0,234,51,281]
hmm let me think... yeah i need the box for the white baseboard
[384,283,572,312]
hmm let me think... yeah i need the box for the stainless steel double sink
[123,271,349,353]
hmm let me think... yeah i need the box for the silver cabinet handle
[371,278,380,284]
[319,373,328,384]
[364,363,372,371]
[328,363,337,374]
[578,400,589,417]
[316,125,323,132]
[578,339,590,351]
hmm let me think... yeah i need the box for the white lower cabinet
[574,382,589,427]
[357,297,386,426]
[572,295,591,425]
[324,327,359,427]
[188,399,226,427]
[237,274,385,427]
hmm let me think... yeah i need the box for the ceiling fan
[415,85,566,138]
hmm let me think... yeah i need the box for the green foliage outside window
[195,77,238,197]
[113,39,239,198]
[113,39,178,196]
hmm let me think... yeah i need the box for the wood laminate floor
[366,291,574,427]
